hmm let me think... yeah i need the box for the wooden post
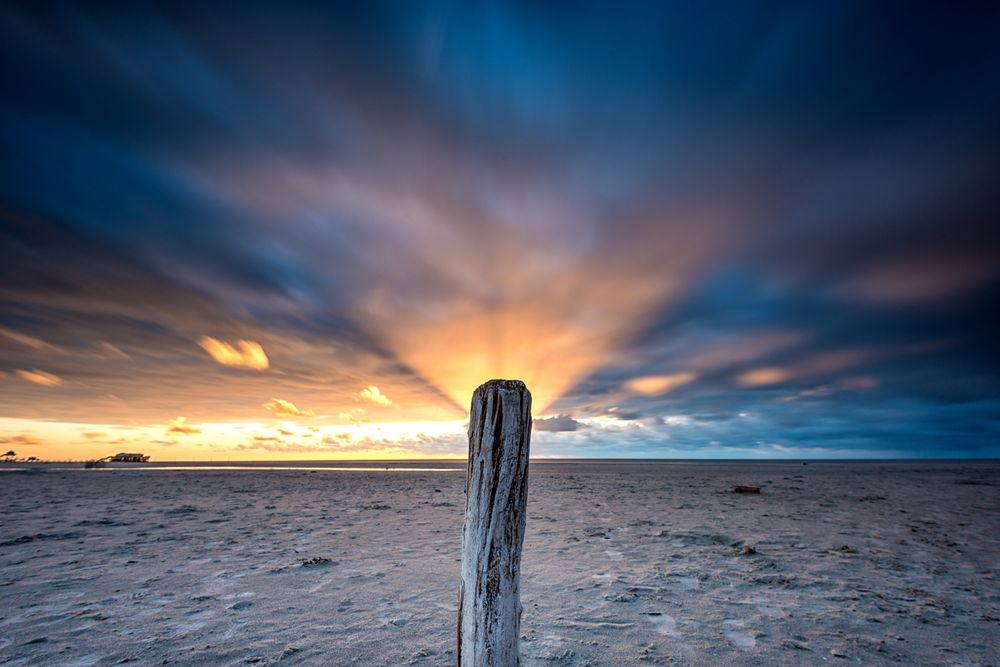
[458,379,532,667]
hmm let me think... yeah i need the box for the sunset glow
[0,2,997,461]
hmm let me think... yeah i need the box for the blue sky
[1,1,998,459]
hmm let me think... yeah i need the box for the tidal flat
[1,460,998,665]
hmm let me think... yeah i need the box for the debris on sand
[740,543,757,555]
[301,557,336,567]
[734,486,761,494]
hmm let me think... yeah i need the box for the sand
[1,460,998,665]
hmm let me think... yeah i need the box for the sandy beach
[1,460,998,666]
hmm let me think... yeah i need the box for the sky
[1,1,999,460]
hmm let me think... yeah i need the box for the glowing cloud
[625,373,696,396]
[17,369,62,387]
[358,385,392,407]
[737,368,791,387]
[166,416,202,435]
[262,398,315,417]
[198,337,269,370]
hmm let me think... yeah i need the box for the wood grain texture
[458,379,532,667]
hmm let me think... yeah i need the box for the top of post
[474,379,528,394]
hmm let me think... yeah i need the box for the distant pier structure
[85,452,150,468]
[458,380,532,667]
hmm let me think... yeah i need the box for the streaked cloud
[95,341,130,360]
[0,327,61,352]
[199,337,269,370]
[0,3,997,459]
[17,369,62,387]
[262,398,315,417]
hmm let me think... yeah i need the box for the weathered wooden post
[458,379,532,666]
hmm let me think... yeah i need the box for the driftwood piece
[734,485,761,494]
[458,379,532,667]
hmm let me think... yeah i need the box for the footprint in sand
[722,620,756,648]
[646,612,677,636]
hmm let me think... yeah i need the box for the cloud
[625,373,696,396]
[736,368,791,387]
[357,385,392,407]
[198,337,269,370]
[0,327,60,352]
[166,416,202,434]
[262,398,314,417]
[17,369,62,386]
[338,408,366,422]
[0,4,998,459]
[82,431,108,439]
[96,341,130,359]
[0,433,42,446]
[239,433,418,454]
[534,414,586,432]
[607,407,645,421]
[780,377,880,403]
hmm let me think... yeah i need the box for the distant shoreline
[3,457,998,473]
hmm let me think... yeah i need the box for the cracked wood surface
[458,380,532,667]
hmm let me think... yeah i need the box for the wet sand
[1,460,998,665]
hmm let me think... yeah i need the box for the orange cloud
[198,336,269,370]
[262,397,314,417]
[625,373,696,396]
[0,433,42,446]
[166,416,202,435]
[737,367,791,386]
[357,385,392,406]
[17,369,62,387]
[82,431,108,439]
